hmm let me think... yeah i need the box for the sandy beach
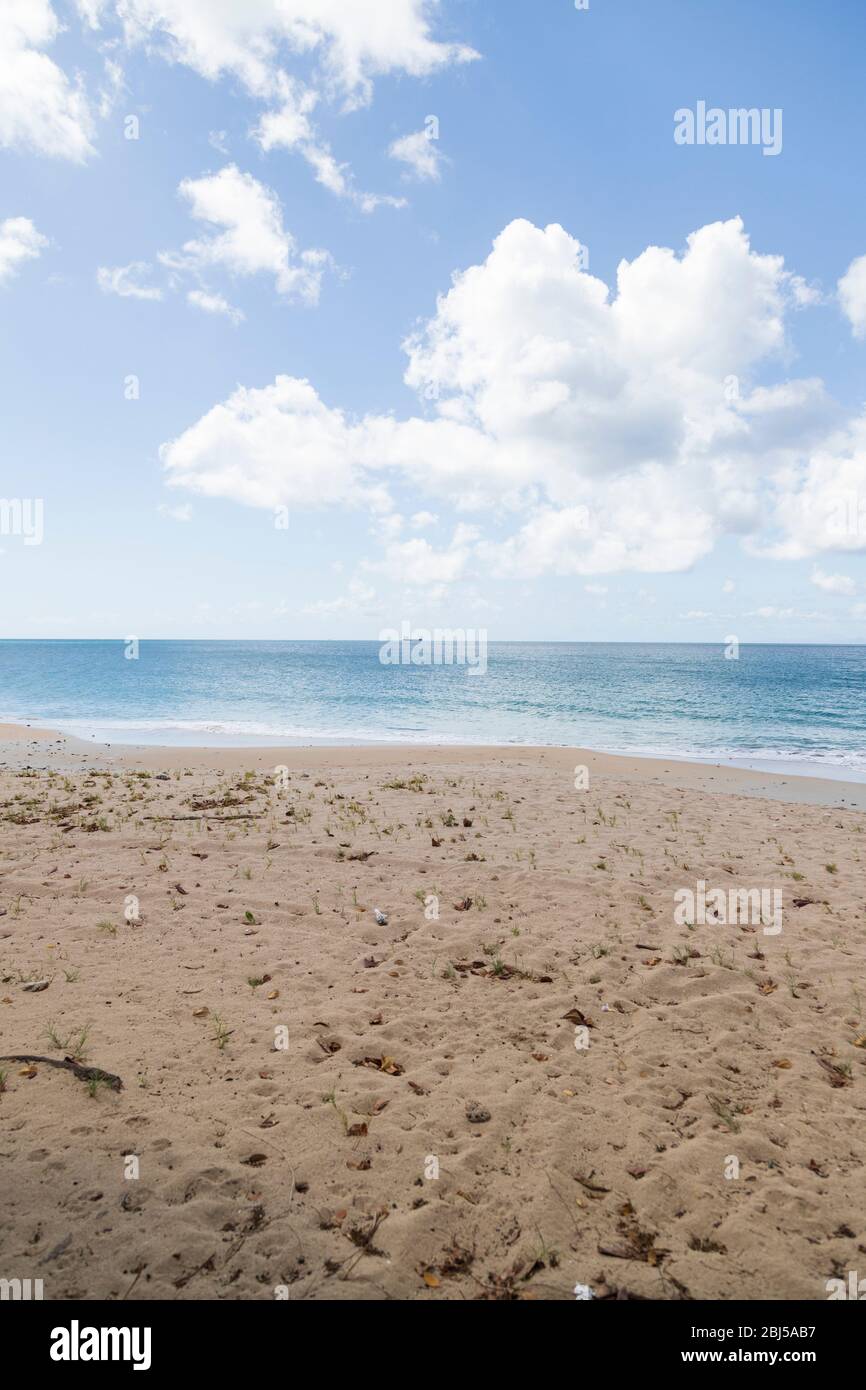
[0,722,864,1301]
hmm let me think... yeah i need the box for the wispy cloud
[97,261,163,301]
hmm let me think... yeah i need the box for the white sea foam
[6,712,866,780]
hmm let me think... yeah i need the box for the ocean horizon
[2,638,864,780]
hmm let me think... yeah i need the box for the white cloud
[584,583,607,596]
[363,526,478,590]
[0,215,48,284]
[97,260,163,300]
[303,576,378,617]
[299,140,406,212]
[157,502,192,522]
[722,578,735,593]
[102,166,327,314]
[399,216,821,533]
[255,78,406,211]
[757,413,866,558]
[746,606,822,620]
[161,374,393,512]
[404,216,796,447]
[80,0,477,102]
[97,54,124,119]
[161,164,331,304]
[838,254,866,338]
[389,128,443,181]
[810,565,856,595]
[410,510,438,529]
[162,215,865,580]
[477,488,714,579]
[254,77,317,146]
[0,1,95,160]
[787,275,823,309]
[187,287,244,323]
[375,513,404,542]
[80,2,476,202]
[366,536,467,586]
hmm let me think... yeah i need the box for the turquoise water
[1,640,865,778]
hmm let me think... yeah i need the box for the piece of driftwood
[0,1054,123,1091]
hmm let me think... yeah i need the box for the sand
[0,723,864,1301]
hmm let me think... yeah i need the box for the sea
[1,640,864,781]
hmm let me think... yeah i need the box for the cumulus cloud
[160,375,393,512]
[101,166,326,315]
[97,260,163,300]
[756,413,866,558]
[403,217,798,452]
[160,164,331,304]
[838,254,866,338]
[162,215,866,581]
[389,128,444,181]
[0,215,48,284]
[0,1,95,160]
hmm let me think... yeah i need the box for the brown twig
[0,1054,123,1091]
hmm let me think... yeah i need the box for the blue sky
[2,0,866,641]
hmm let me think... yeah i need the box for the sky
[2,0,866,642]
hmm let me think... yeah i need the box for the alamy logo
[379,622,488,676]
[827,490,866,540]
[674,880,782,935]
[674,102,782,157]
[0,1276,43,1300]
[0,497,43,545]
[50,1320,152,1371]
[826,1271,866,1300]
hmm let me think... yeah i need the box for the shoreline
[2,720,866,810]
[6,717,866,787]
